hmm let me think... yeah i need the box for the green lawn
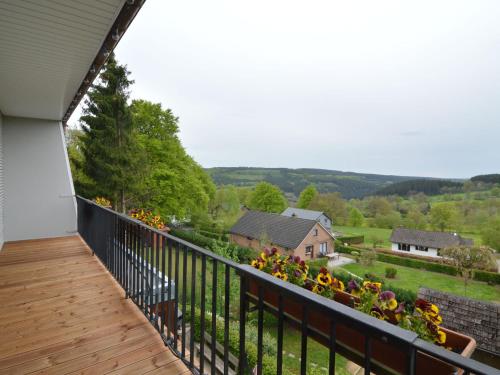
[334,225,393,247]
[265,321,349,375]
[338,261,500,303]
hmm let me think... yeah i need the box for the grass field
[334,225,393,247]
[334,225,483,247]
[265,321,349,375]
[338,261,500,303]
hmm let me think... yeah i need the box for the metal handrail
[76,196,498,375]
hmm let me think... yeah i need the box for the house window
[313,229,318,236]
[305,245,313,256]
[320,242,328,255]
[398,243,410,251]
[415,245,428,252]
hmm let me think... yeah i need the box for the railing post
[238,275,247,375]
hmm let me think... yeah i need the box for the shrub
[385,267,397,279]
[170,229,257,263]
[351,251,360,263]
[360,249,377,266]
[473,269,500,285]
[187,307,277,374]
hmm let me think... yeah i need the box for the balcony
[0,236,189,374]
[72,197,497,374]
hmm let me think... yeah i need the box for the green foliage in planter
[376,253,458,276]
[385,267,397,279]
[186,307,277,375]
[473,269,500,285]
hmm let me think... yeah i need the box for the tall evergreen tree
[79,54,139,212]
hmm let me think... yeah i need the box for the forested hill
[205,167,425,199]
[375,179,462,196]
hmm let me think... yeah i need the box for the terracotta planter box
[246,277,476,375]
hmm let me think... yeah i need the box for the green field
[334,225,393,247]
[334,225,482,247]
[265,320,349,375]
[337,261,500,303]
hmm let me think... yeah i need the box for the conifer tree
[79,54,139,212]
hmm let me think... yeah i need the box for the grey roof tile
[230,210,318,249]
[390,228,474,249]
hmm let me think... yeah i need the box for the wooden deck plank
[0,236,188,375]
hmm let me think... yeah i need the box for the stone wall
[418,287,499,354]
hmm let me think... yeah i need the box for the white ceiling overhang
[0,0,129,121]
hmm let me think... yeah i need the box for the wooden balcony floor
[0,236,190,375]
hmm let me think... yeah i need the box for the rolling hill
[205,167,433,199]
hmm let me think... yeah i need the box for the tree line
[68,55,215,221]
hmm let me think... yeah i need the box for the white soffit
[0,0,125,120]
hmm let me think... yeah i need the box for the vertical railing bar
[142,227,148,316]
[154,231,160,330]
[199,254,207,375]
[189,248,196,368]
[211,259,218,375]
[126,221,131,298]
[160,233,166,335]
[329,320,337,375]
[257,286,264,375]
[300,305,308,375]
[238,275,247,375]
[223,264,230,375]
[173,240,180,351]
[167,238,173,341]
[149,230,154,322]
[277,294,284,375]
[407,346,416,375]
[364,335,372,375]
[181,244,188,357]
[134,224,139,305]
[139,226,144,310]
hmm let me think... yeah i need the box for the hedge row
[337,235,365,245]
[170,229,257,263]
[473,269,500,285]
[198,229,229,241]
[376,253,459,276]
[335,241,500,285]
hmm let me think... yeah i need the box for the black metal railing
[76,196,497,375]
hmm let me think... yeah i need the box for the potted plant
[247,248,476,375]
[129,208,170,248]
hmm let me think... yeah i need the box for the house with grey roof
[390,227,474,258]
[230,210,334,259]
[281,207,332,232]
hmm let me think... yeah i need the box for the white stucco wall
[3,116,76,241]
[0,112,4,249]
[391,242,439,258]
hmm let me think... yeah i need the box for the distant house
[390,228,473,258]
[230,210,334,259]
[281,207,332,232]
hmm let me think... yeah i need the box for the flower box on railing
[243,266,476,375]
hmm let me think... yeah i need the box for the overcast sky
[70,0,500,178]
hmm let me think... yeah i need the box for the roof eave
[62,0,146,125]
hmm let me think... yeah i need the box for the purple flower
[395,303,405,314]
[379,290,395,301]
[348,279,360,291]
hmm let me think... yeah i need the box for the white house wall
[3,116,76,241]
[391,243,439,258]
